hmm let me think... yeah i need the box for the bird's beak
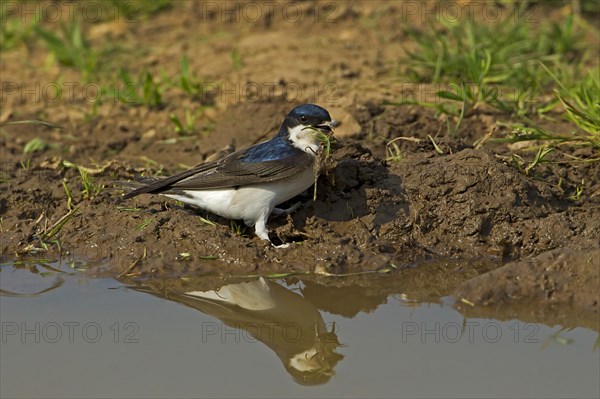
[316,121,335,134]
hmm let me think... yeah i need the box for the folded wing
[122,146,312,199]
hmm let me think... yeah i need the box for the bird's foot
[271,202,302,218]
[255,216,292,248]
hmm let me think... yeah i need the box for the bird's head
[281,104,334,155]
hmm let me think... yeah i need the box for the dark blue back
[241,135,298,163]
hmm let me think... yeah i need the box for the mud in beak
[316,121,335,134]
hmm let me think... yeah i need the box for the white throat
[287,125,321,156]
[289,347,321,372]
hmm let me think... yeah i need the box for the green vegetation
[170,110,199,135]
[136,218,153,230]
[569,179,585,201]
[545,65,599,148]
[230,220,248,237]
[230,48,244,71]
[402,12,582,110]
[198,216,216,226]
[62,179,75,211]
[19,158,31,170]
[386,140,403,163]
[60,160,105,200]
[23,138,48,154]
[116,205,142,212]
[178,55,205,99]
[35,21,98,79]
[397,7,599,155]
[0,11,38,50]
[4,9,217,141]
[26,178,80,251]
[105,69,164,108]
[510,145,554,175]
[79,168,103,199]
[20,160,104,254]
[428,135,445,155]
[106,0,172,21]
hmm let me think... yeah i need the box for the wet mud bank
[2,103,599,318]
[1,1,598,325]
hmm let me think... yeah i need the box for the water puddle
[1,262,598,398]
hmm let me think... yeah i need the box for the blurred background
[2,0,598,167]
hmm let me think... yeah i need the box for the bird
[122,103,334,247]
[130,277,343,384]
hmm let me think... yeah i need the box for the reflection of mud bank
[121,270,599,389]
[454,248,600,318]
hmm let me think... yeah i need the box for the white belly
[184,278,274,311]
[164,167,315,225]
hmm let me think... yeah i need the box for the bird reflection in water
[130,277,344,385]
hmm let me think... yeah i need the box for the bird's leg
[253,217,271,241]
[254,213,290,248]
[271,201,302,218]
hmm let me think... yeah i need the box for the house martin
[122,103,334,247]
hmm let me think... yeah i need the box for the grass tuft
[543,64,599,148]
[23,138,47,154]
[34,21,97,79]
[396,7,598,158]
[79,169,103,199]
[104,69,164,108]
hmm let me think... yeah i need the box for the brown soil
[1,2,599,323]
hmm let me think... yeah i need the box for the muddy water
[1,263,598,399]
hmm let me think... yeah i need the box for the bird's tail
[116,177,160,199]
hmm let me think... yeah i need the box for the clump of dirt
[384,147,599,260]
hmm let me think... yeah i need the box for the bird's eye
[299,115,308,123]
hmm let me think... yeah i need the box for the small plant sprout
[170,110,199,135]
[1,11,38,51]
[427,135,445,155]
[109,69,163,107]
[79,168,103,199]
[37,179,79,242]
[20,158,31,170]
[62,178,74,211]
[34,20,97,79]
[569,179,585,201]
[386,141,403,162]
[198,216,216,226]
[23,137,47,154]
[230,220,247,236]
[116,205,141,212]
[136,218,153,230]
[178,54,207,99]
[385,136,422,162]
[524,146,554,175]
